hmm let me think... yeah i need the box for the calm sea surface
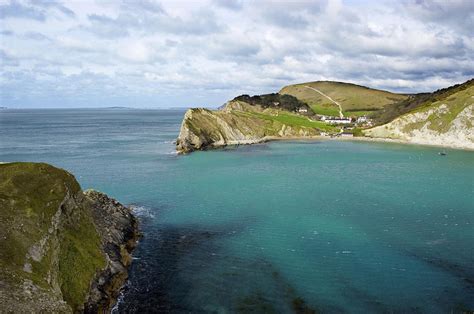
[1,109,473,313]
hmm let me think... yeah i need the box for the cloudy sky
[0,0,473,108]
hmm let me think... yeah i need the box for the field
[308,103,340,116]
[279,81,408,116]
[237,111,338,132]
[344,110,377,117]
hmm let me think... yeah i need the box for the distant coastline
[176,79,474,153]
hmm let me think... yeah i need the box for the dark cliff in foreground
[0,162,139,313]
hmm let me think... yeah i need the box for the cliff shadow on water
[116,217,319,313]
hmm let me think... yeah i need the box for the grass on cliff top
[0,162,79,280]
[0,162,105,312]
[280,81,407,114]
[237,111,338,132]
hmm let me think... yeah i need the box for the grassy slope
[230,101,338,133]
[279,81,407,116]
[237,111,337,132]
[0,162,105,311]
[373,79,474,125]
[401,83,473,133]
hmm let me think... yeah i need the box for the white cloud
[117,40,154,63]
[0,0,472,108]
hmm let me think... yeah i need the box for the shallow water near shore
[1,109,473,313]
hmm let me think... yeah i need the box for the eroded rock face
[363,81,474,150]
[0,162,139,313]
[364,104,474,150]
[84,190,139,313]
[176,102,321,153]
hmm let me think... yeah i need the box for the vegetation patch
[233,93,312,113]
[351,128,365,137]
[0,162,106,312]
[344,109,378,117]
[309,103,340,116]
[58,204,105,311]
[238,111,337,132]
[0,163,79,286]
[372,79,473,125]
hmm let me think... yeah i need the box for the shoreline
[333,136,474,151]
[187,135,474,153]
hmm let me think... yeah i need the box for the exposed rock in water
[176,101,321,153]
[0,162,139,313]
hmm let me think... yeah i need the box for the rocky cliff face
[364,83,474,149]
[83,190,139,312]
[176,101,321,153]
[0,162,139,313]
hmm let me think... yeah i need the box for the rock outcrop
[364,82,474,150]
[0,162,139,313]
[176,101,322,153]
[83,190,139,312]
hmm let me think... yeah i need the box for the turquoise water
[1,109,473,313]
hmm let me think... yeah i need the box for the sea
[1,108,473,313]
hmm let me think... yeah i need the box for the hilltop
[0,162,139,312]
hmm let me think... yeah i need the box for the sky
[0,0,473,108]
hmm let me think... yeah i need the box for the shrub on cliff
[233,93,312,113]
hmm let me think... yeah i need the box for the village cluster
[295,106,374,137]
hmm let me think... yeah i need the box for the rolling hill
[279,81,408,117]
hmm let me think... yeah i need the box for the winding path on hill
[303,85,344,118]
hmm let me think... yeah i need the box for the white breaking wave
[130,205,155,218]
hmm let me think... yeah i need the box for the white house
[325,117,352,124]
[298,107,308,113]
[356,116,368,123]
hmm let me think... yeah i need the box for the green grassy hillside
[279,81,408,116]
[364,79,474,149]
[0,162,105,312]
[236,110,336,132]
[372,79,474,125]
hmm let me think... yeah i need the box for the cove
[1,109,473,313]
